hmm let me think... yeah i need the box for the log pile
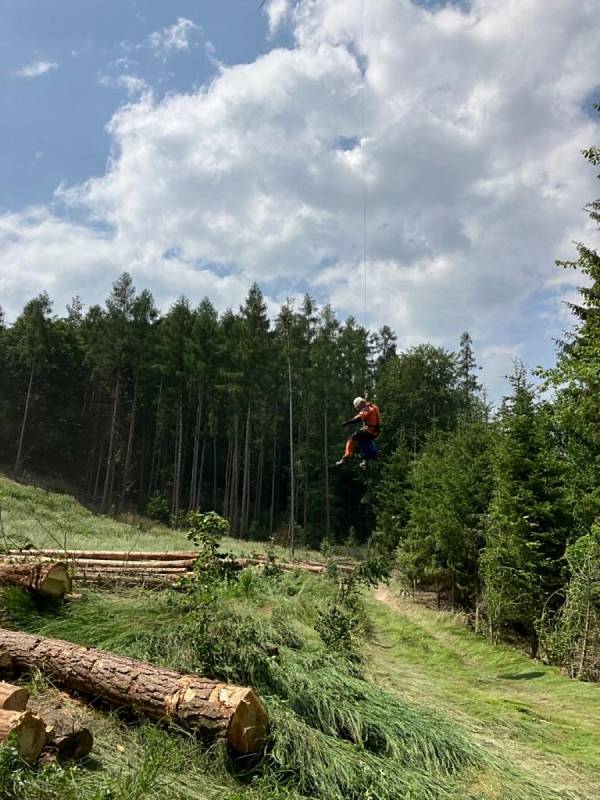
[0,628,267,754]
[1,549,354,588]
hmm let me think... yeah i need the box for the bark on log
[0,629,267,754]
[0,562,71,597]
[0,709,48,762]
[0,681,28,711]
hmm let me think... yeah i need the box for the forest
[1,130,599,682]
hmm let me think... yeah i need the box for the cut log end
[39,563,71,598]
[0,681,29,711]
[52,728,94,761]
[0,710,48,763]
[225,687,268,755]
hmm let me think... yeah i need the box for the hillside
[0,476,598,800]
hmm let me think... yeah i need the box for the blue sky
[0,1,281,209]
[0,0,599,398]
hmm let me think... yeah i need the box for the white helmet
[353,396,366,410]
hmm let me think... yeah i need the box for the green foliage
[539,525,600,680]
[481,366,571,650]
[186,510,231,548]
[398,415,494,605]
[145,492,170,523]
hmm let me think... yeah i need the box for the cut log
[4,557,193,570]
[74,573,179,589]
[0,562,71,598]
[7,549,198,561]
[28,701,93,761]
[0,629,267,754]
[0,681,28,711]
[0,709,48,762]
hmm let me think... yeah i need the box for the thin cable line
[360,0,369,397]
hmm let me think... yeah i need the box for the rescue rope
[360,0,369,399]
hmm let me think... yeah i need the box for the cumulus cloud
[263,0,292,34]
[146,17,201,58]
[12,60,58,78]
[1,0,600,396]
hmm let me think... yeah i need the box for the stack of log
[0,628,267,755]
[0,550,354,589]
[0,679,93,763]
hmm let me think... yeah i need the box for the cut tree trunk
[0,562,71,598]
[0,709,48,762]
[0,681,28,711]
[28,700,93,762]
[0,629,267,754]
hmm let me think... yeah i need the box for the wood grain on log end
[0,710,48,763]
[38,563,71,598]
[0,681,29,711]
[221,686,268,754]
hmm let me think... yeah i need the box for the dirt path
[369,584,600,800]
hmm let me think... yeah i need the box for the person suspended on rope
[336,396,381,469]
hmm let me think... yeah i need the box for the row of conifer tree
[0,121,598,678]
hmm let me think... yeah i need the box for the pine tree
[544,114,600,529]
[481,364,570,653]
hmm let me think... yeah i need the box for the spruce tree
[544,114,600,529]
[481,364,570,652]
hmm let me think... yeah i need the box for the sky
[0,0,599,399]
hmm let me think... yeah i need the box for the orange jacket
[352,403,381,436]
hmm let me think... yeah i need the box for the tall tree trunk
[287,354,295,555]
[120,377,138,511]
[188,386,203,511]
[14,363,35,477]
[241,402,252,536]
[269,410,278,536]
[231,413,240,535]
[101,372,120,513]
[253,428,265,527]
[223,437,232,518]
[148,378,163,497]
[324,403,331,538]
[303,412,309,539]
[172,393,184,519]
[197,437,207,510]
[212,430,218,511]
[93,438,105,502]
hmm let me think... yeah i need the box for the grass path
[369,585,600,799]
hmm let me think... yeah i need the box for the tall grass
[1,566,484,800]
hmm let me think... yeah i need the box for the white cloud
[98,73,149,98]
[12,60,58,78]
[264,0,292,34]
[147,17,201,59]
[1,0,600,398]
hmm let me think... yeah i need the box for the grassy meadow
[0,475,597,799]
[0,475,323,561]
